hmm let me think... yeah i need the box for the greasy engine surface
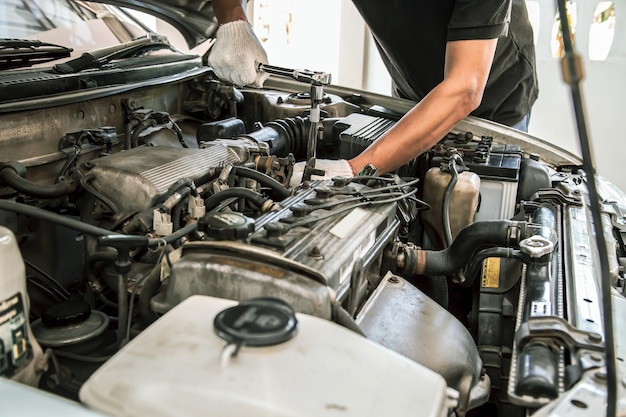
[0,71,622,417]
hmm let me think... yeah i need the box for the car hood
[90,0,219,49]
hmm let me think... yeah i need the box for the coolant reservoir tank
[0,226,45,386]
[421,167,481,244]
[81,296,454,417]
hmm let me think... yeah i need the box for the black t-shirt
[352,0,538,127]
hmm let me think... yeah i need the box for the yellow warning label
[481,258,501,288]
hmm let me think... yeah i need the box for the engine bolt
[587,332,603,343]
[265,222,287,237]
[388,276,400,284]
[314,187,332,199]
[290,203,309,217]
[308,246,323,259]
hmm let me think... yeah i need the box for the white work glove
[208,20,269,88]
[290,159,354,188]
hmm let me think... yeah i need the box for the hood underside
[90,0,219,49]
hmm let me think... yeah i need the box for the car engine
[0,62,624,417]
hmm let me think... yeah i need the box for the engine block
[152,179,401,318]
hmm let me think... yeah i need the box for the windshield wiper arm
[0,39,73,70]
[53,34,172,74]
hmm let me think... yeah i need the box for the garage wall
[252,1,625,192]
[528,0,626,192]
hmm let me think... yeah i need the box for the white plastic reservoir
[80,295,456,417]
[0,225,44,386]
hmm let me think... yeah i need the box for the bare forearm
[213,0,247,23]
[349,38,497,175]
[349,81,476,174]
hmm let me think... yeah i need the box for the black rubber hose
[85,251,117,287]
[0,199,184,247]
[0,164,72,199]
[418,220,525,276]
[131,120,155,148]
[463,247,525,288]
[172,203,182,235]
[231,166,291,200]
[170,187,191,249]
[138,265,162,328]
[84,251,118,308]
[23,258,71,301]
[166,178,196,197]
[125,121,133,150]
[169,117,188,148]
[205,187,271,212]
[80,174,119,214]
[0,200,122,237]
[162,222,198,244]
[27,277,66,303]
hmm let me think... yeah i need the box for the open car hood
[90,0,219,49]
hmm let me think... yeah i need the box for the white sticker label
[530,301,552,317]
[330,208,371,239]
[0,293,32,377]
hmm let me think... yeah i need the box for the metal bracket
[532,187,583,206]
[516,316,605,352]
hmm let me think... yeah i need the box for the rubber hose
[205,187,271,212]
[80,174,119,214]
[84,251,117,307]
[0,165,72,199]
[171,202,184,249]
[0,200,123,237]
[0,199,191,248]
[125,122,132,150]
[417,220,524,276]
[169,118,188,148]
[232,166,290,200]
[138,265,162,328]
[166,178,196,197]
[162,222,198,244]
[131,120,154,148]
[23,258,71,300]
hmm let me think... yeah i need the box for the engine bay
[0,64,624,416]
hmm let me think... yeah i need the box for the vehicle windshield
[0,0,194,67]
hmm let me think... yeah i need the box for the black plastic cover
[214,297,298,348]
[197,117,245,143]
[200,212,255,240]
[41,300,91,327]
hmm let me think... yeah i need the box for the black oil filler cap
[199,212,255,240]
[214,297,298,349]
[41,300,91,327]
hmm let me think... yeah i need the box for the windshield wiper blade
[53,34,172,74]
[0,39,73,70]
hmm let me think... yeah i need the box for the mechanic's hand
[290,159,354,188]
[208,20,269,88]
